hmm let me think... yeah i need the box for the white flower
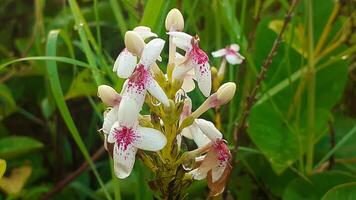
[168,32,212,97]
[108,99,167,178]
[212,44,244,65]
[121,38,169,109]
[113,26,158,78]
[186,119,231,187]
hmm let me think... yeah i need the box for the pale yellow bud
[216,82,236,105]
[165,8,184,31]
[124,31,145,56]
[98,85,121,106]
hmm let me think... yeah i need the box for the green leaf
[0,84,16,120]
[283,171,356,200]
[0,165,32,195]
[45,30,112,200]
[0,159,6,178]
[248,16,348,174]
[65,69,97,100]
[0,136,43,159]
[322,182,356,200]
[140,0,164,30]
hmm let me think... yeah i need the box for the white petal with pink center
[108,100,167,179]
[170,32,211,96]
[113,48,137,79]
[122,38,168,109]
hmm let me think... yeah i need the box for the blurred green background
[0,0,355,199]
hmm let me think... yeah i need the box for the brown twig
[41,146,106,200]
[231,0,300,161]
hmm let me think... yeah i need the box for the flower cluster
[97,8,242,197]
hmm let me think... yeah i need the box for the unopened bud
[216,82,236,105]
[125,31,145,56]
[98,85,121,106]
[165,8,184,31]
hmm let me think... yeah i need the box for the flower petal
[194,119,222,140]
[113,48,137,78]
[181,127,193,139]
[146,76,169,106]
[139,38,165,68]
[102,106,119,134]
[108,121,119,143]
[123,82,147,110]
[134,127,167,151]
[168,31,193,52]
[133,26,157,40]
[189,168,207,180]
[182,73,195,92]
[211,49,226,58]
[226,53,243,65]
[191,123,211,147]
[193,62,211,97]
[172,63,193,81]
[230,44,240,52]
[175,52,186,65]
[211,160,228,183]
[113,142,137,179]
[117,98,139,127]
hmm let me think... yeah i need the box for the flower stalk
[97,8,237,198]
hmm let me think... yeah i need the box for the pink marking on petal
[213,139,230,163]
[225,47,237,56]
[113,126,140,151]
[127,64,151,93]
[190,44,209,65]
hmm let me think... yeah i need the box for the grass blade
[46,30,112,200]
[140,0,165,29]
[0,56,102,72]
[314,125,356,170]
[109,0,127,38]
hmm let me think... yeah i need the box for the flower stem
[305,0,315,174]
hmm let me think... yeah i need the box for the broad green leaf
[283,171,356,200]
[0,159,5,179]
[0,84,16,120]
[322,182,356,200]
[65,69,97,100]
[248,16,348,174]
[0,136,43,159]
[0,165,32,194]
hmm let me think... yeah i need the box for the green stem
[305,0,315,174]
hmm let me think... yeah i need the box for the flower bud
[165,8,184,31]
[125,31,145,56]
[97,85,121,106]
[216,82,236,105]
